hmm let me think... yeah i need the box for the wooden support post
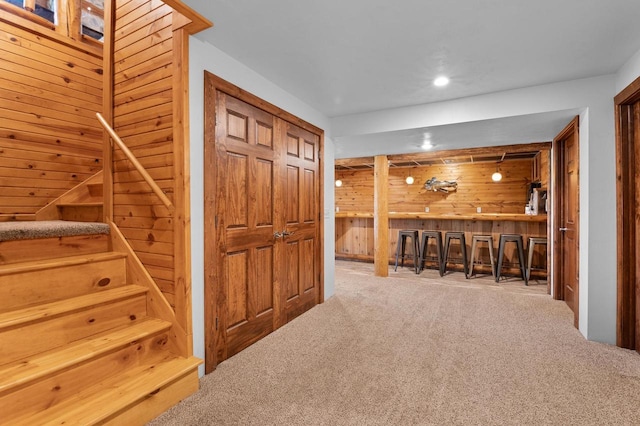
[374,155,389,277]
[102,0,114,223]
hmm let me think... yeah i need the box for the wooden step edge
[0,317,171,396]
[0,215,36,222]
[0,252,127,276]
[56,202,104,207]
[0,285,148,330]
[17,356,203,426]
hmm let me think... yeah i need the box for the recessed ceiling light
[434,76,449,87]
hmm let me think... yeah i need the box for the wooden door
[212,92,280,362]
[553,117,579,327]
[204,72,324,372]
[615,76,640,350]
[280,122,321,322]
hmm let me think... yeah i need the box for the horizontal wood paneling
[336,217,548,276]
[113,0,176,306]
[336,152,551,279]
[336,158,538,215]
[0,20,103,214]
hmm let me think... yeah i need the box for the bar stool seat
[442,231,469,278]
[469,235,496,278]
[419,230,443,276]
[526,237,548,281]
[496,234,528,285]
[395,230,420,274]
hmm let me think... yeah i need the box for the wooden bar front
[335,212,548,279]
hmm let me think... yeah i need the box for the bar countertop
[335,211,547,222]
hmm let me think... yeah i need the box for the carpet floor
[148,261,640,425]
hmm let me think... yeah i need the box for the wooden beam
[172,17,192,357]
[102,0,114,223]
[161,0,213,34]
[374,156,389,277]
[335,157,375,168]
[389,142,551,163]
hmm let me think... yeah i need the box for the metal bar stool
[496,234,528,285]
[526,237,548,281]
[442,231,469,278]
[419,230,443,276]
[394,230,420,274]
[469,235,496,278]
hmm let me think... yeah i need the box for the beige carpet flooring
[148,261,640,425]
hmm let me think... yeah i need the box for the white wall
[616,46,640,93]
[330,75,618,344]
[187,39,640,374]
[188,36,335,376]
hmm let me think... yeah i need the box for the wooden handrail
[96,113,174,211]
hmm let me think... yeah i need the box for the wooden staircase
[36,171,105,223]
[0,224,201,424]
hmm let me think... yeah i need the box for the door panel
[281,122,320,322]
[216,91,278,361]
[563,134,578,314]
[554,117,579,327]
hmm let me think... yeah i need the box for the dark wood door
[279,122,321,322]
[204,73,324,372]
[213,92,280,361]
[615,77,640,351]
[553,117,579,327]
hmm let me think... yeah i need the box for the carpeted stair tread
[0,220,109,242]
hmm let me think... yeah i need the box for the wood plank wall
[336,216,547,271]
[336,158,538,215]
[112,0,177,307]
[335,152,551,274]
[0,15,103,217]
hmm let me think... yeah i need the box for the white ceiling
[182,0,640,157]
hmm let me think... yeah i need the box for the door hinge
[215,317,218,330]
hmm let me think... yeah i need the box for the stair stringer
[109,220,190,357]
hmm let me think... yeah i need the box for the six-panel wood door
[553,117,579,328]
[206,80,323,370]
[213,92,280,361]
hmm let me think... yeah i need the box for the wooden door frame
[203,71,324,373]
[552,116,579,327]
[615,75,640,350]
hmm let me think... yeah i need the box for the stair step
[0,220,109,242]
[0,317,171,396]
[16,356,202,425]
[56,202,104,208]
[0,252,128,312]
[87,183,103,197]
[57,204,104,222]
[0,233,110,265]
[0,285,148,330]
[0,252,126,277]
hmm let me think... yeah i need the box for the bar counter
[335,211,547,222]
[335,211,548,278]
